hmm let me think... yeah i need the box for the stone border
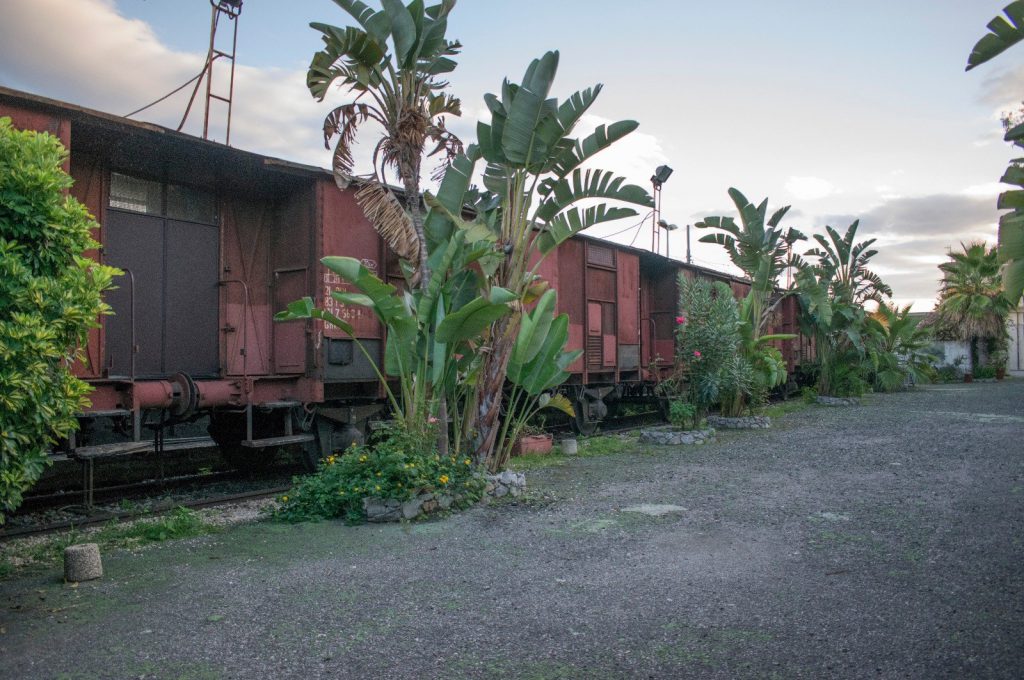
[362,471,528,522]
[706,415,771,430]
[639,426,716,446]
[815,396,860,407]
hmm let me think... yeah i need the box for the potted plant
[513,423,553,457]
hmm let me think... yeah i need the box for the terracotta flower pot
[996,367,1006,380]
[963,373,973,383]
[513,433,553,457]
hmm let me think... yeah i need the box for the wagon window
[167,183,218,225]
[109,172,161,215]
[586,244,616,268]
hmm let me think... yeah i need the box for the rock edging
[815,396,860,406]
[706,415,771,430]
[362,470,527,522]
[639,426,716,446]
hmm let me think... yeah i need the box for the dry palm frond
[354,182,421,282]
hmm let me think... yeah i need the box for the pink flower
[428,416,438,424]
[693,350,702,358]
[675,316,687,325]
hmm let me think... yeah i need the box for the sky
[2,0,1022,310]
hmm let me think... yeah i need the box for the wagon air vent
[587,244,615,268]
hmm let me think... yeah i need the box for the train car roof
[0,85,749,286]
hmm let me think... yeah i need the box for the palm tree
[935,242,1011,372]
[866,302,937,391]
[307,0,463,285]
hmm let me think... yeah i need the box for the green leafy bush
[675,277,753,420]
[0,118,118,523]
[275,423,484,523]
[973,364,997,379]
[668,400,697,430]
[800,386,819,403]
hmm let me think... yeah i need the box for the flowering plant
[275,421,484,523]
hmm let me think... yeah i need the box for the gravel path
[1,382,1022,679]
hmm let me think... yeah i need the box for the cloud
[979,63,1024,110]
[820,193,997,240]
[0,0,331,167]
[785,176,836,201]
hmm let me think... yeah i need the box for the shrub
[973,364,997,380]
[667,400,697,430]
[0,118,118,523]
[275,422,484,523]
[675,277,753,420]
[800,386,819,403]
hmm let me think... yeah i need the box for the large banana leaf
[966,1,1024,70]
[435,291,512,344]
[500,51,560,166]
[510,289,557,367]
[548,121,639,178]
[535,205,639,254]
[1000,210,1024,303]
[507,312,580,395]
[535,169,652,222]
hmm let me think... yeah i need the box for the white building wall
[1009,305,1024,375]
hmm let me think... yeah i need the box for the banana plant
[966,1,1024,305]
[424,51,653,467]
[275,228,512,449]
[697,189,804,414]
[494,290,581,471]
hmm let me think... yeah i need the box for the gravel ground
[1,382,1022,679]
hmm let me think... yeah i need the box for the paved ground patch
[1,382,1022,678]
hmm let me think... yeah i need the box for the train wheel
[572,396,601,436]
[208,412,278,473]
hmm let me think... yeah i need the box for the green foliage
[966,3,1024,305]
[0,118,119,524]
[934,242,1012,373]
[697,189,802,413]
[973,364,997,379]
[794,220,889,397]
[800,386,819,404]
[668,400,697,430]
[864,303,938,392]
[275,422,483,523]
[675,277,753,419]
[419,50,652,467]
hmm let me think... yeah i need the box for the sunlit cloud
[785,176,836,202]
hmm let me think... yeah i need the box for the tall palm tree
[935,242,1011,372]
[308,0,463,285]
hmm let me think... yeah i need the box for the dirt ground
[1,382,1022,679]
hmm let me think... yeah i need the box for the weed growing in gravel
[760,399,813,419]
[508,434,641,471]
[0,507,216,578]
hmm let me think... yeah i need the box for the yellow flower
[375,485,381,491]
[439,474,450,485]
[327,456,336,465]
[338,490,345,496]
[359,455,368,463]
[463,458,471,466]
[281,495,289,502]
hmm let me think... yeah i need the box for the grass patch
[0,507,217,579]
[758,399,813,419]
[507,433,640,472]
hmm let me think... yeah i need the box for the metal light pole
[650,165,673,255]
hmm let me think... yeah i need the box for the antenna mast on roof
[178,0,243,144]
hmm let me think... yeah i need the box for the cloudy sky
[2,0,1021,309]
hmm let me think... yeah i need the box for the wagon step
[240,434,316,449]
[71,441,152,460]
